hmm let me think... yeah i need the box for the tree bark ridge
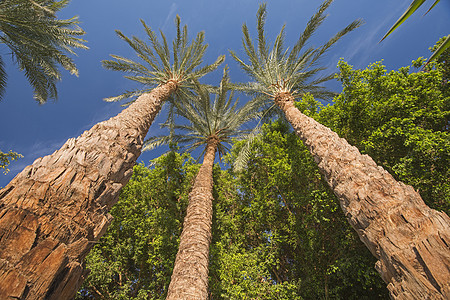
[166,140,217,300]
[0,82,176,299]
[275,92,450,299]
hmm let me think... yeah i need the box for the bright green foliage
[0,149,22,174]
[78,124,389,299]
[102,16,224,104]
[0,0,87,103]
[429,36,450,82]
[76,152,198,299]
[210,121,388,299]
[319,59,449,212]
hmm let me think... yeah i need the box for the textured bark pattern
[166,141,217,300]
[275,93,450,300]
[0,82,176,300]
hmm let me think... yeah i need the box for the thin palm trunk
[0,82,177,300]
[275,92,450,299]
[166,139,217,300]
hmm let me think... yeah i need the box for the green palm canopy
[144,69,259,160]
[0,0,87,103]
[229,0,362,115]
[102,16,225,104]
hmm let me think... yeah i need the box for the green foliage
[79,124,389,299]
[320,59,449,212]
[0,0,87,103]
[77,152,198,299]
[212,121,388,299]
[102,16,224,104]
[429,36,450,82]
[0,149,22,174]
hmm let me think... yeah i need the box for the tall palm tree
[0,17,223,299]
[145,70,257,299]
[0,0,87,103]
[230,1,450,299]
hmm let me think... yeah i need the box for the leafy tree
[145,71,258,299]
[78,121,390,299]
[210,120,388,299]
[0,0,87,103]
[0,16,223,299]
[77,152,197,299]
[320,58,449,213]
[231,2,450,297]
[0,149,22,174]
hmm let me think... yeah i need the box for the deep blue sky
[1,0,449,186]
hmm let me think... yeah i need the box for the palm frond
[0,56,7,98]
[380,0,426,43]
[233,126,262,172]
[425,0,440,15]
[144,69,260,169]
[0,0,87,102]
[231,0,361,104]
[103,16,224,104]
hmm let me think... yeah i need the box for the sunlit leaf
[425,34,450,67]
[379,0,426,43]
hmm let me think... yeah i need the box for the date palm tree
[145,70,257,299]
[230,1,450,299]
[0,17,223,299]
[0,0,87,103]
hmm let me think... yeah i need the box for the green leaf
[425,34,450,67]
[424,0,440,15]
[379,0,426,42]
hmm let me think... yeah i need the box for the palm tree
[0,0,87,103]
[0,17,223,299]
[145,70,257,299]
[230,1,450,299]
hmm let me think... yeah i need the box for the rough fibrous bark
[166,140,217,300]
[0,82,176,300]
[275,93,450,299]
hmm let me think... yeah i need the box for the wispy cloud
[162,3,178,31]
[334,0,411,68]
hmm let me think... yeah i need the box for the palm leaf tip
[424,34,450,68]
[379,0,427,43]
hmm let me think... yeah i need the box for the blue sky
[1,0,449,186]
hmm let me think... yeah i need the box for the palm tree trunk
[275,92,450,299]
[166,139,217,300]
[0,82,177,300]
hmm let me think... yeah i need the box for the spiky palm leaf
[102,16,225,104]
[0,0,87,103]
[379,1,448,67]
[144,69,259,162]
[229,1,362,114]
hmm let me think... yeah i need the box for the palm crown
[0,0,87,103]
[102,16,225,104]
[144,70,258,160]
[230,1,362,111]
